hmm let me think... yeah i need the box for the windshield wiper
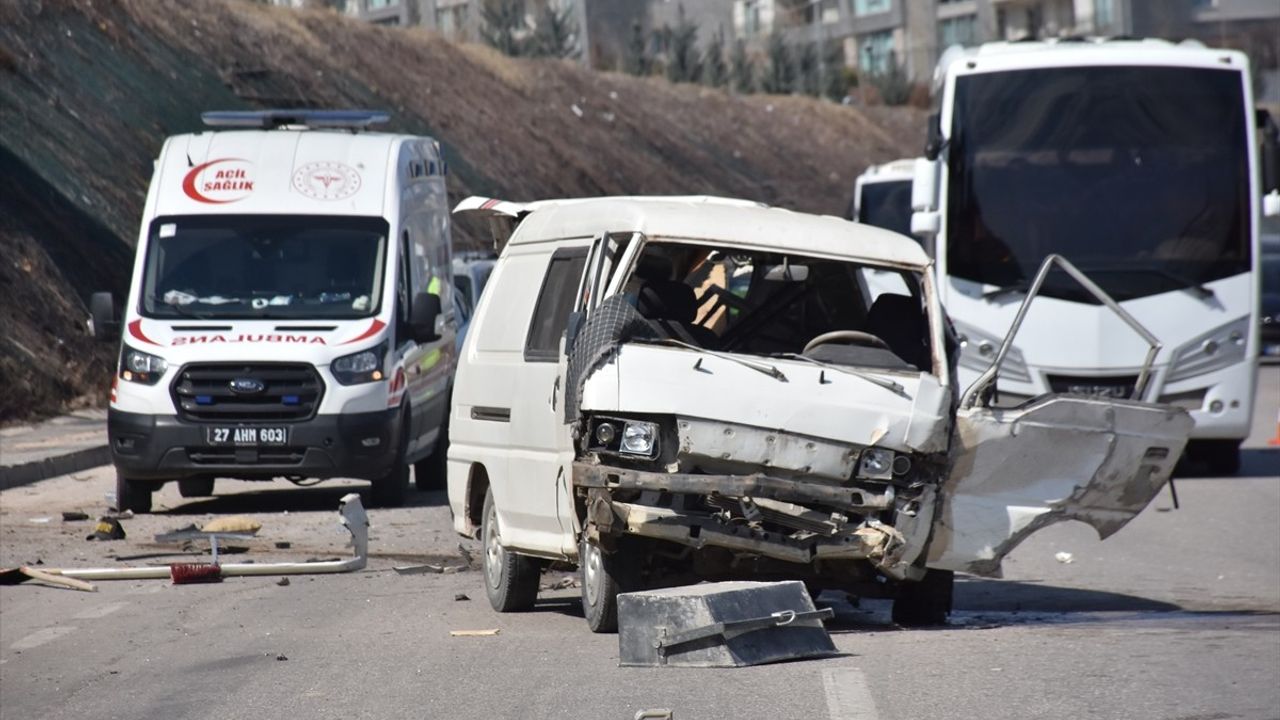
[648,338,788,381]
[1079,267,1216,300]
[777,353,908,397]
[160,302,212,320]
[981,281,1030,301]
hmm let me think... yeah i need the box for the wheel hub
[484,505,504,589]
[582,542,602,606]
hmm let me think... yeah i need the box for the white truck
[91,110,457,512]
[910,39,1280,474]
[449,195,1192,632]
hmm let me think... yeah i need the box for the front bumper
[108,409,401,481]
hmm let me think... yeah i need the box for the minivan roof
[508,196,930,269]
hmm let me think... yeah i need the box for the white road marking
[73,602,126,620]
[823,666,881,720]
[11,626,76,651]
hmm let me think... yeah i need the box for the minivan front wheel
[580,536,639,634]
[481,488,540,612]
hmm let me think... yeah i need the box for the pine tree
[530,2,579,59]
[730,39,754,93]
[665,5,702,84]
[760,33,794,94]
[822,39,847,100]
[480,0,527,57]
[702,29,728,88]
[623,21,650,76]
[797,41,820,96]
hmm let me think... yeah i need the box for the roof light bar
[200,109,391,130]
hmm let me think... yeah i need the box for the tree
[730,39,754,93]
[480,0,527,57]
[665,6,701,84]
[797,41,820,97]
[529,2,579,59]
[867,50,911,105]
[822,39,847,100]
[623,21,651,76]
[760,33,795,95]
[702,30,728,88]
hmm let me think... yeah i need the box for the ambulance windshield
[140,215,388,320]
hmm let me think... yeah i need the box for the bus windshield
[141,214,389,320]
[945,65,1250,302]
[858,180,914,238]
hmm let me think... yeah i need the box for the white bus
[849,158,918,239]
[910,39,1280,474]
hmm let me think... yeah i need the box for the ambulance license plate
[206,426,289,446]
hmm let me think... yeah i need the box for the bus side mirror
[410,292,442,343]
[89,291,119,341]
[1258,109,1280,198]
[924,112,945,161]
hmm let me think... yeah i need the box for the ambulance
[91,110,456,512]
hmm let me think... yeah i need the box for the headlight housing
[1166,317,1249,383]
[119,346,167,385]
[587,417,659,459]
[951,318,1031,383]
[858,447,894,480]
[331,341,387,386]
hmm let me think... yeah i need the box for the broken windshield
[140,214,388,320]
[621,241,934,374]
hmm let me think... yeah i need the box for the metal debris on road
[454,592,469,601]
[1055,552,1075,564]
[449,629,500,637]
[61,511,90,521]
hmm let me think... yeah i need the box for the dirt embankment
[0,0,924,425]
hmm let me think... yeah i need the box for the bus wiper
[1075,266,1216,301]
[981,281,1030,300]
[777,353,908,397]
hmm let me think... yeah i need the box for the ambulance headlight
[331,341,387,385]
[119,346,167,385]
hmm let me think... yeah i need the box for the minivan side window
[524,247,588,361]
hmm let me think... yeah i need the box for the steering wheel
[803,330,890,354]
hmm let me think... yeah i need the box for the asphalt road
[1,369,1277,720]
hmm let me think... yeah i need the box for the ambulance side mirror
[410,292,442,343]
[89,292,120,341]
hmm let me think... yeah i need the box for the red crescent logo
[339,318,387,346]
[182,158,250,204]
[128,319,162,346]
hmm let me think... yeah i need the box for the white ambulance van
[91,110,456,512]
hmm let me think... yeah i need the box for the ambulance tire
[116,473,154,514]
[178,478,215,498]
[370,406,410,508]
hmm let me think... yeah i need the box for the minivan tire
[116,474,154,514]
[414,409,449,492]
[580,536,639,634]
[891,569,954,627]
[481,488,540,612]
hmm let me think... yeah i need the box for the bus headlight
[951,319,1031,383]
[119,346,167,385]
[1167,317,1249,383]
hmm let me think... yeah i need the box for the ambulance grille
[172,363,323,422]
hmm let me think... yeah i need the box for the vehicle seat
[863,293,929,371]
[636,280,718,348]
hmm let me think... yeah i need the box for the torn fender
[926,396,1192,577]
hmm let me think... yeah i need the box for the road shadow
[155,483,449,515]
[955,577,1180,613]
[1174,447,1279,479]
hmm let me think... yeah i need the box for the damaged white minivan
[447,196,1192,632]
